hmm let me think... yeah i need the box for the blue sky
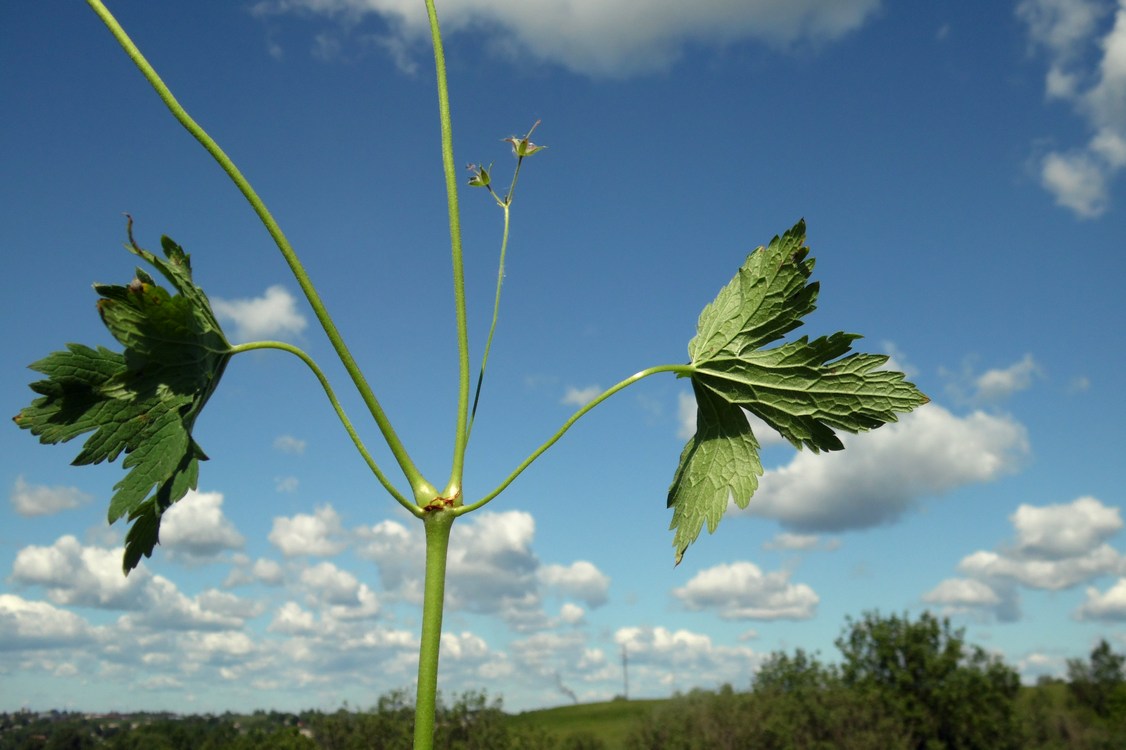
[2,0,1125,714]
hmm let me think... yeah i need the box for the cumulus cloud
[273,435,307,454]
[275,476,300,493]
[1018,0,1126,217]
[0,594,100,651]
[921,577,1021,622]
[674,561,819,620]
[252,0,883,77]
[614,625,761,690]
[358,511,612,630]
[445,511,544,625]
[10,535,262,636]
[1077,577,1126,620]
[928,496,1126,621]
[269,504,348,556]
[212,285,307,342]
[762,532,839,551]
[538,561,611,608]
[561,385,601,407]
[224,556,286,587]
[737,404,1029,532]
[959,543,1125,590]
[973,354,1041,402]
[118,578,254,632]
[9,476,92,517]
[361,512,546,623]
[11,536,153,610]
[923,577,1003,607]
[1012,496,1122,559]
[297,560,381,619]
[160,490,246,562]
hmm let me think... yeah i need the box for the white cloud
[224,556,286,587]
[738,404,1028,532]
[922,577,1022,622]
[359,512,544,623]
[561,385,601,407]
[300,561,362,605]
[762,532,821,551]
[212,285,307,342]
[269,504,348,557]
[118,577,252,632]
[268,601,318,636]
[538,561,610,608]
[273,435,307,454]
[358,511,612,630]
[614,625,760,691]
[356,519,419,595]
[1077,577,1126,620]
[9,476,92,517]
[10,536,153,610]
[1019,0,1126,217]
[677,391,788,445]
[9,535,262,636]
[160,490,245,561]
[959,544,1125,590]
[296,561,381,620]
[252,0,883,77]
[923,577,1003,606]
[1040,150,1112,216]
[928,496,1126,621]
[558,603,586,624]
[1011,496,1122,559]
[673,561,819,620]
[275,476,300,493]
[0,594,99,651]
[973,354,1041,401]
[445,511,545,626]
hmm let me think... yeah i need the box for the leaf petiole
[229,341,419,515]
[457,363,694,515]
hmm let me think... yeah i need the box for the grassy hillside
[507,698,665,748]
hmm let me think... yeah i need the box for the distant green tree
[835,610,1021,750]
[43,724,96,750]
[433,690,509,750]
[1067,639,1126,720]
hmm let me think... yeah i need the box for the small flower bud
[504,120,547,158]
[466,163,492,188]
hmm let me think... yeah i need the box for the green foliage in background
[5,624,1126,750]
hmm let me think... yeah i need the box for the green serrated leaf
[688,219,817,364]
[667,380,762,565]
[13,230,230,574]
[668,220,929,564]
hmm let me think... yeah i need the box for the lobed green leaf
[667,380,762,565]
[667,221,928,564]
[14,230,231,573]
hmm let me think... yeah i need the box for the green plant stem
[457,364,695,515]
[467,150,532,441]
[84,0,435,504]
[466,202,511,440]
[230,341,419,515]
[413,510,455,750]
[422,0,470,501]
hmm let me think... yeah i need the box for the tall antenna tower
[622,643,629,700]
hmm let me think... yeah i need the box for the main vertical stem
[413,511,455,750]
[422,0,470,499]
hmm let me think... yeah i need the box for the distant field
[507,698,665,748]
